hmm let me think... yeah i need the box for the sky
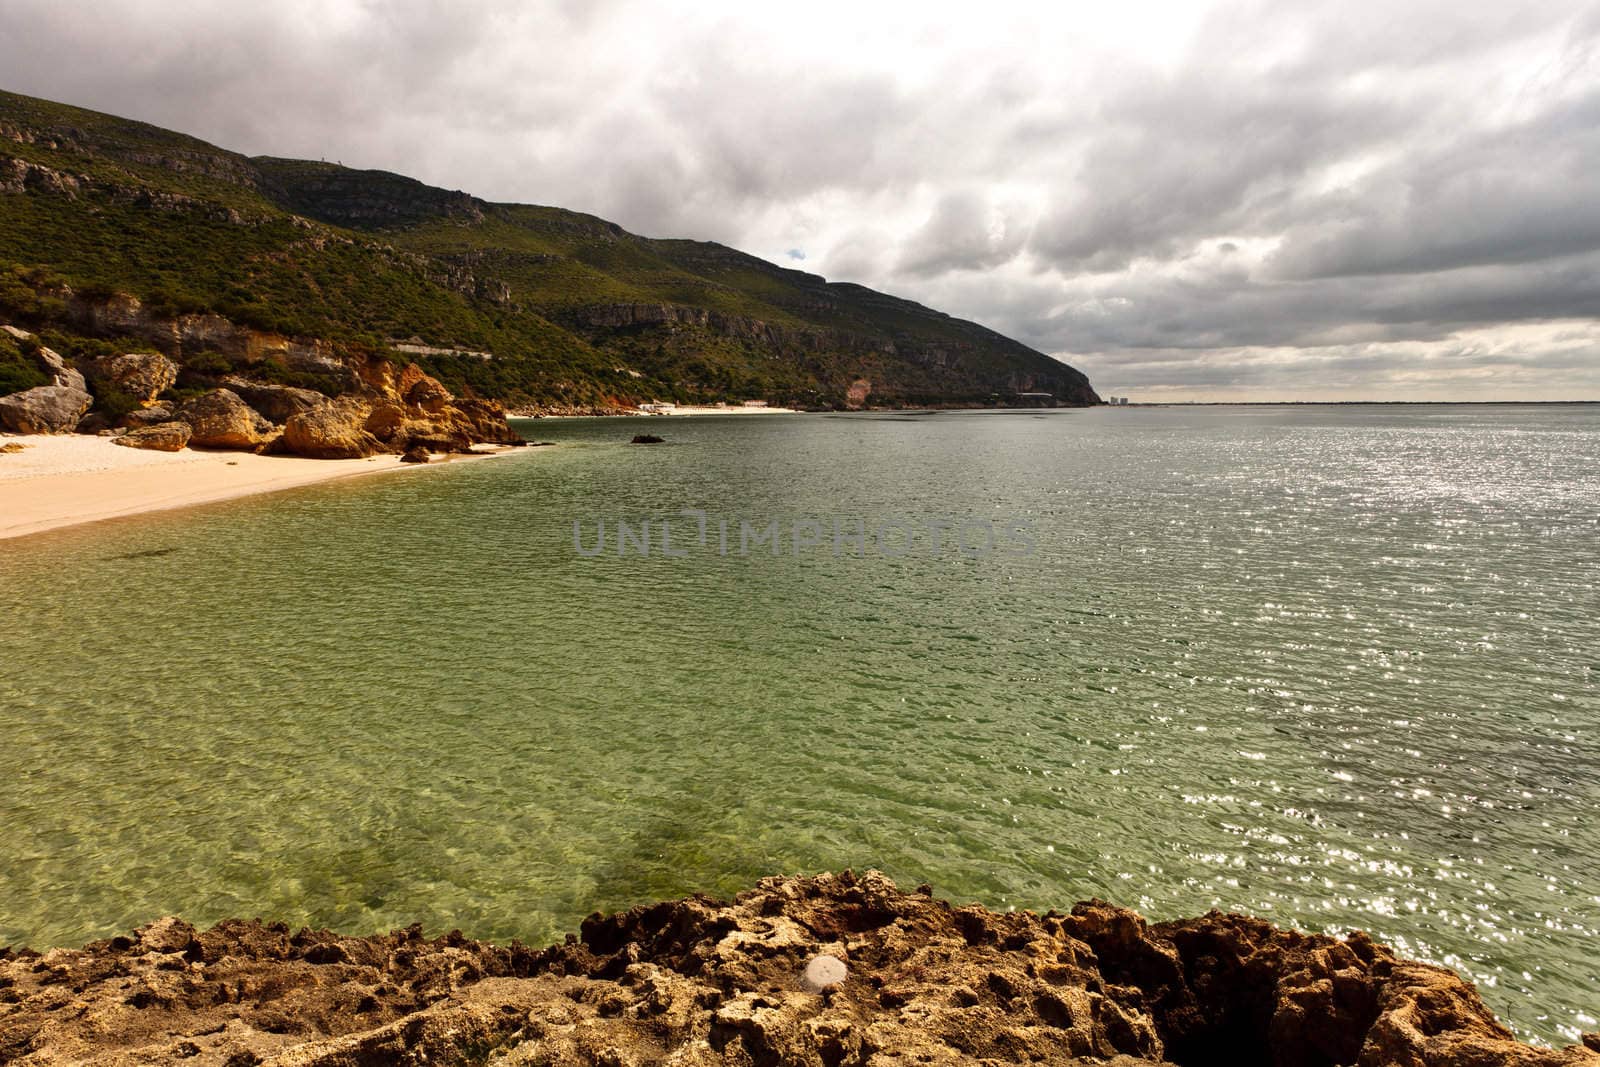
[3,0,1598,400]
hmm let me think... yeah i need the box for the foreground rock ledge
[2,872,1595,1067]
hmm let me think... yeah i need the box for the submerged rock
[0,872,1591,1066]
[630,433,665,444]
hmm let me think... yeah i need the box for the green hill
[0,89,1097,410]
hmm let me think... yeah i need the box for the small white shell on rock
[800,954,848,992]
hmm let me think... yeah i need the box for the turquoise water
[2,405,1597,1044]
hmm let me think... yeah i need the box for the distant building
[742,399,769,408]
[1015,391,1054,405]
[638,402,676,413]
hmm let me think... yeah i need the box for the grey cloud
[897,191,1026,277]
[0,0,1597,398]
[1270,90,1600,279]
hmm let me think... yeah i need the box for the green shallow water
[2,405,1597,1044]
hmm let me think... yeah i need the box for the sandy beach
[659,404,798,415]
[0,434,517,541]
[514,404,800,419]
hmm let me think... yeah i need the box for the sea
[1,404,1595,1044]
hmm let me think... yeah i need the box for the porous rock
[112,421,191,451]
[179,388,273,449]
[0,872,1593,1067]
[86,351,178,406]
[221,376,326,423]
[0,385,93,434]
[282,397,388,459]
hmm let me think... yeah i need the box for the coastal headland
[2,871,1594,1066]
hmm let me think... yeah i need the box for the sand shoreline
[510,404,800,418]
[0,434,522,541]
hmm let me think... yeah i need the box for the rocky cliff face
[65,293,352,384]
[0,315,525,459]
[0,872,1591,1067]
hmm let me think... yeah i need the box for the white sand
[660,405,798,416]
[518,405,799,419]
[0,434,515,540]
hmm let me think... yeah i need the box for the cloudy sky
[4,0,1598,400]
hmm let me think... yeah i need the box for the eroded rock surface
[0,872,1592,1067]
[86,350,179,406]
[222,377,326,424]
[0,384,92,434]
[282,397,387,458]
[179,388,273,449]
[112,421,192,451]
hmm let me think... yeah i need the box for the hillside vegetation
[0,89,1097,410]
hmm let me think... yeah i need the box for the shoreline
[510,404,801,418]
[2,871,1593,1066]
[0,434,523,542]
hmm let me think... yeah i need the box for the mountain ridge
[0,88,1098,411]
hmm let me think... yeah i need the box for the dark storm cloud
[1,0,1596,398]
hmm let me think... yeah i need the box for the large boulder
[0,385,93,434]
[179,388,273,450]
[122,404,177,428]
[112,422,192,452]
[87,351,179,406]
[222,377,326,423]
[362,399,475,453]
[2,326,86,391]
[282,397,388,459]
[362,398,411,444]
[446,397,526,446]
[403,369,453,415]
[36,346,86,392]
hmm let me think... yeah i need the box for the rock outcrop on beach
[0,872,1593,1067]
[0,317,528,457]
[282,396,387,459]
[179,388,275,450]
[0,384,92,434]
[84,350,179,407]
[111,421,192,451]
[222,378,325,424]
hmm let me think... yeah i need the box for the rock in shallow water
[0,871,1594,1067]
